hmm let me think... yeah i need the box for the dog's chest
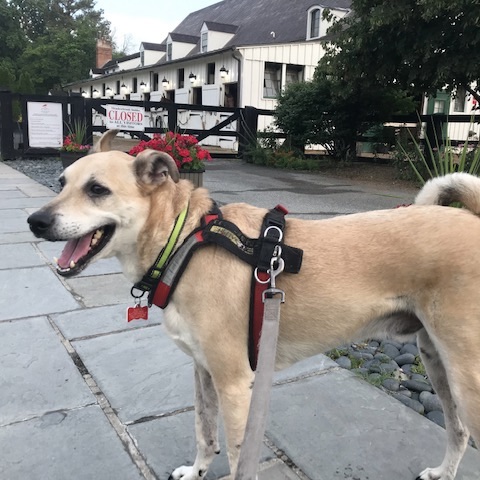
[162,304,208,367]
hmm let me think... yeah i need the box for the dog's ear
[134,149,180,185]
[90,129,120,153]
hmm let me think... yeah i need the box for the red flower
[61,134,91,152]
[128,131,211,170]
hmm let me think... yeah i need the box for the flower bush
[60,120,90,153]
[128,131,212,171]
[61,134,91,153]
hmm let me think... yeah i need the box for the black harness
[132,202,303,370]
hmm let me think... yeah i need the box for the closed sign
[106,105,145,131]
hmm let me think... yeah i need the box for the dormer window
[201,32,208,53]
[308,7,321,39]
[310,9,320,38]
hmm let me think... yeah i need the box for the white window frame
[453,87,466,112]
[433,100,446,114]
[263,62,282,98]
[285,64,304,86]
[201,32,208,53]
[307,6,322,40]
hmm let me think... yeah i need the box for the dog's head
[27,130,181,278]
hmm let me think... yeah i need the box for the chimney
[96,38,112,68]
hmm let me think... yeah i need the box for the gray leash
[235,251,285,480]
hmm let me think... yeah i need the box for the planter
[60,151,86,169]
[179,168,205,188]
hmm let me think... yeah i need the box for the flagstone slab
[129,410,275,479]
[73,325,194,422]
[0,243,45,269]
[0,317,94,425]
[17,183,54,197]
[268,369,480,480]
[0,266,80,320]
[273,353,337,383]
[0,405,142,480]
[52,303,162,340]
[65,273,131,307]
[0,209,30,234]
[0,196,52,208]
[0,231,38,244]
[0,189,27,198]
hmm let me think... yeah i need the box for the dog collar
[132,204,189,293]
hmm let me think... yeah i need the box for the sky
[94,0,221,53]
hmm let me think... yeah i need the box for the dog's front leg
[215,373,255,478]
[170,362,220,480]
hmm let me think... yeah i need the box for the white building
[67,0,351,147]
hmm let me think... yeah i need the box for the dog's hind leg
[169,363,220,480]
[415,329,470,480]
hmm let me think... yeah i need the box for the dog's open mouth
[55,225,115,276]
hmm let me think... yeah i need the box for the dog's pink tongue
[58,233,94,269]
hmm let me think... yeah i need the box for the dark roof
[204,21,238,33]
[141,42,166,51]
[91,67,105,74]
[102,52,141,69]
[169,33,200,44]
[172,0,351,47]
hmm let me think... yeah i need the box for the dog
[28,130,480,480]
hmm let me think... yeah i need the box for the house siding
[239,42,324,129]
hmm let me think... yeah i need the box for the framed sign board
[26,102,63,148]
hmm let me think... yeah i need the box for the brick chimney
[96,38,112,68]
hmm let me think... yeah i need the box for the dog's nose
[27,211,53,235]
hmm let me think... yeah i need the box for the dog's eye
[88,183,111,197]
[58,176,66,190]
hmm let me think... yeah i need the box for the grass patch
[411,355,427,376]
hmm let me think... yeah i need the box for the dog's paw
[416,466,450,480]
[169,465,202,480]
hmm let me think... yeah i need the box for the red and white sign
[105,104,145,131]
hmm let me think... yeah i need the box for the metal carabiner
[263,225,283,242]
[269,257,284,290]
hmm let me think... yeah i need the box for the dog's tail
[415,172,480,214]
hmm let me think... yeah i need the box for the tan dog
[28,131,480,480]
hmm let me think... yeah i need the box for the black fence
[0,91,271,160]
[1,90,479,161]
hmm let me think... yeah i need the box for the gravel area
[4,157,63,193]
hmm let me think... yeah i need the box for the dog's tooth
[70,260,76,268]
[94,230,103,239]
[91,238,98,246]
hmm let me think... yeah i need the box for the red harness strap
[248,204,289,370]
[250,271,270,370]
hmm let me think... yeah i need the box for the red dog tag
[127,304,149,322]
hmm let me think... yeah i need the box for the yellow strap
[150,205,189,278]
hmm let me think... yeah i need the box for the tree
[0,0,111,93]
[324,0,480,103]
[0,1,26,75]
[275,60,416,160]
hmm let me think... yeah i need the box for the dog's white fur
[27,133,480,480]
